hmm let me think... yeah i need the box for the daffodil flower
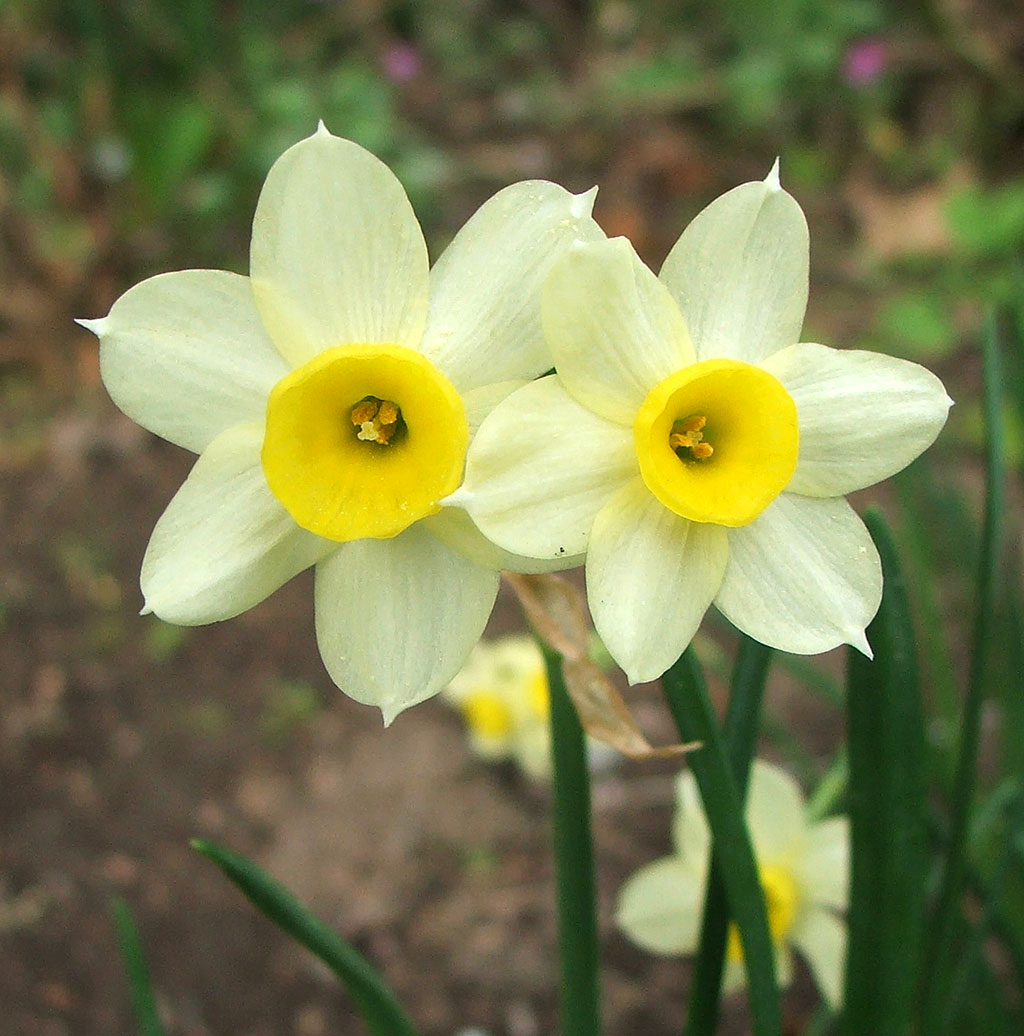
[616,760,850,1008]
[81,125,601,721]
[444,635,553,778]
[450,165,951,681]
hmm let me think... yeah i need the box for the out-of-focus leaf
[192,840,420,1036]
[843,510,928,1036]
[111,898,167,1036]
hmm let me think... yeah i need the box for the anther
[670,414,713,461]
[350,396,403,445]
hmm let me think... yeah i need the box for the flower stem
[543,643,601,1036]
[684,637,772,1036]
[663,647,780,1036]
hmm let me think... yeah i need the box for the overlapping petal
[542,237,695,425]
[90,270,289,453]
[314,524,500,723]
[762,342,953,497]
[715,494,881,655]
[141,423,332,624]
[423,506,584,574]
[616,857,704,955]
[420,181,604,390]
[587,479,728,683]
[250,126,429,367]
[659,173,809,364]
[452,376,637,560]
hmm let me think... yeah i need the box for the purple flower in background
[844,38,888,87]
[382,43,423,84]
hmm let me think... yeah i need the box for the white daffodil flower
[80,125,602,722]
[450,164,952,682]
[616,760,850,1008]
[443,635,553,778]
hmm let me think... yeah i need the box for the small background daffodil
[616,759,850,1008]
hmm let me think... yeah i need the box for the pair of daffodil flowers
[82,125,951,722]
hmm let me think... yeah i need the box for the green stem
[663,648,780,1036]
[921,312,1006,1023]
[684,637,772,1036]
[543,644,601,1036]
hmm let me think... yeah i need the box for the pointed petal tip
[76,316,107,336]
[848,628,873,658]
[380,702,403,727]
[571,185,599,218]
[315,118,331,137]
[765,157,782,191]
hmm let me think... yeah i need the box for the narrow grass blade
[191,840,420,1036]
[685,636,772,1036]
[663,648,780,1036]
[111,898,168,1036]
[921,310,1007,1028]
[842,510,928,1036]
[543,643,602,1036]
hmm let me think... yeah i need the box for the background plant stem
[543,643,602,1036]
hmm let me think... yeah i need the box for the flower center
[633,358,799,527]
[262,343,468,542]
[350,396,406,445]
[726,863,800,962]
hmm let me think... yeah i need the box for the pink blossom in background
[382,43,423,84]
[844,38,888,86]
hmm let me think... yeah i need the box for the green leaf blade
[842,510,928,1036]
[191,840,420,1036]
[111,897,168,1036]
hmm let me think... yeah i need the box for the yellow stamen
[351,396,403,445]
[669,413,714,459]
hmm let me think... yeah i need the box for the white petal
[250,127,429,367]
[761,343,952,496]
[659,179,809,363]
[797,817,850,911]
[141,423,332,623]
[451,376,637,560]
[542,237,695,424]
[314,524,499,722]
[745,760,808,863]
[715,495,881,656]
[420,181,603,390]
[791,908,847,1008]
[423,506,584,574]
[616,857,704,955]
[461,379,528,438]
[671,770,711,867]
[89,270,288,453]
[586,479,728,683]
